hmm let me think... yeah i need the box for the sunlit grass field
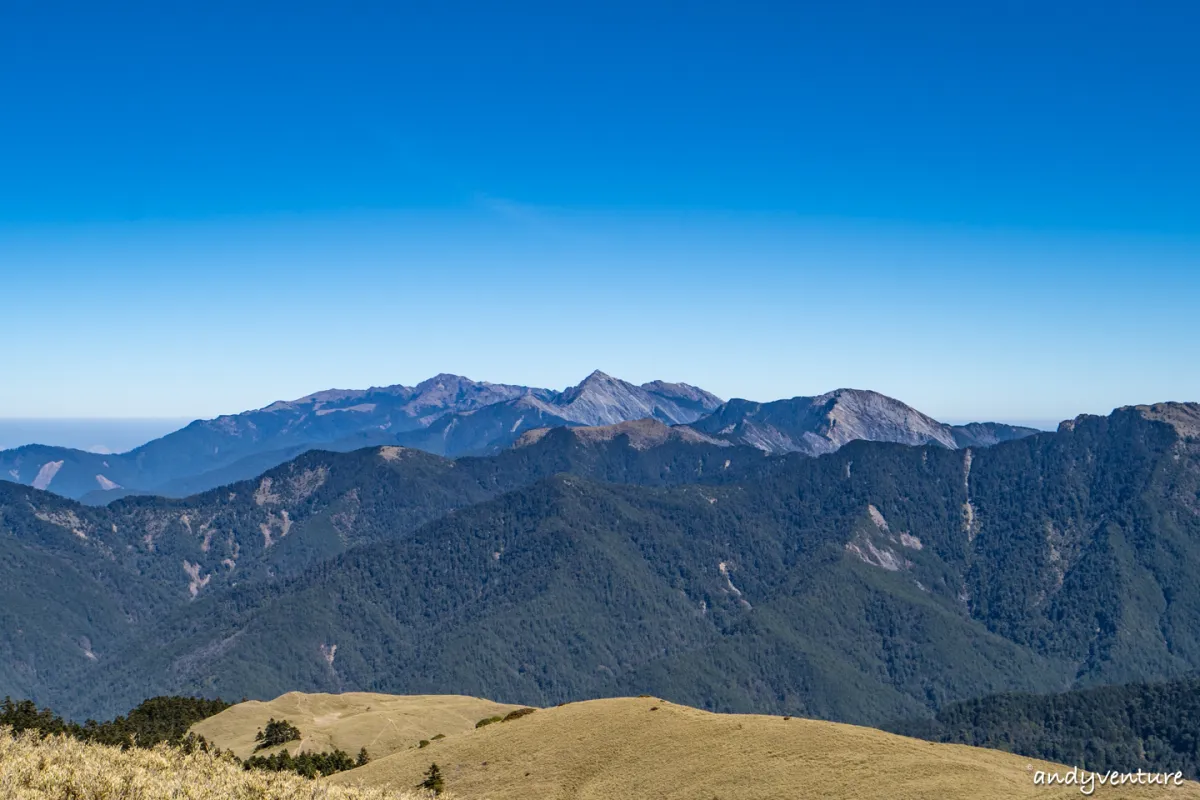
[331,696,1200,800]
[192,692,523,761]
[0,726,436,800]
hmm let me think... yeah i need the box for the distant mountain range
[0,371,1038,502]
[4,400,1199,726]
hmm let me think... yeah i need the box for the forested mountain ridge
[0,424,755,619]
[0,423,765,704]
[10,402,1198,725]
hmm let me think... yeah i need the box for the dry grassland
[192,692,525,760]
[329,696,1200,800]
[0,726,435,799]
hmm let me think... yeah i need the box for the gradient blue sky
[1,1,1197,424]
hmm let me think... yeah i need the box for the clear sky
[1,1,1197,425]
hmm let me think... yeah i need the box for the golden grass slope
[0,727,432,800]
[330,696,1200,800]
[191,692,526,760]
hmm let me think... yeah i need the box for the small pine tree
[356,747,370,766]
[253,718,302,750]
[420,762,445,794]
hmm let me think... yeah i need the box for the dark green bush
[243,747,357,778]
[502,708,536,722]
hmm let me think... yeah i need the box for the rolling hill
[328,695,1190,799]
[191,692,525,761]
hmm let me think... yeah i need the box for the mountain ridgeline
[0,371,1034,502]
[2,398,1198,728]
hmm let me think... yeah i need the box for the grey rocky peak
[543,370,720,427]
[689,388,1039,455]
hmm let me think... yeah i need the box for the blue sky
[1,1,1197,424]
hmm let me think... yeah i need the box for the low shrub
[243,746,358,778]
[502,708,536,722]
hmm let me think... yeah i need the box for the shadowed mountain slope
[888,675,1200,780]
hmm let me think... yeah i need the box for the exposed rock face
[687,389,1039,455]
[31,460,65,491]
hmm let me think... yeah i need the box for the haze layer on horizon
[2,1,1197,423]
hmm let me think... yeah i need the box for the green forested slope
[6,405,1200,727]
[888,676,1200,779]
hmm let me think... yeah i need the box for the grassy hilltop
[191,691,525,760]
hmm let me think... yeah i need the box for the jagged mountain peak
[412,372,487,392]
[815,389,956,449]
[553,371,718,426]
[560,369,623,398]
[690,389,1036,455]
